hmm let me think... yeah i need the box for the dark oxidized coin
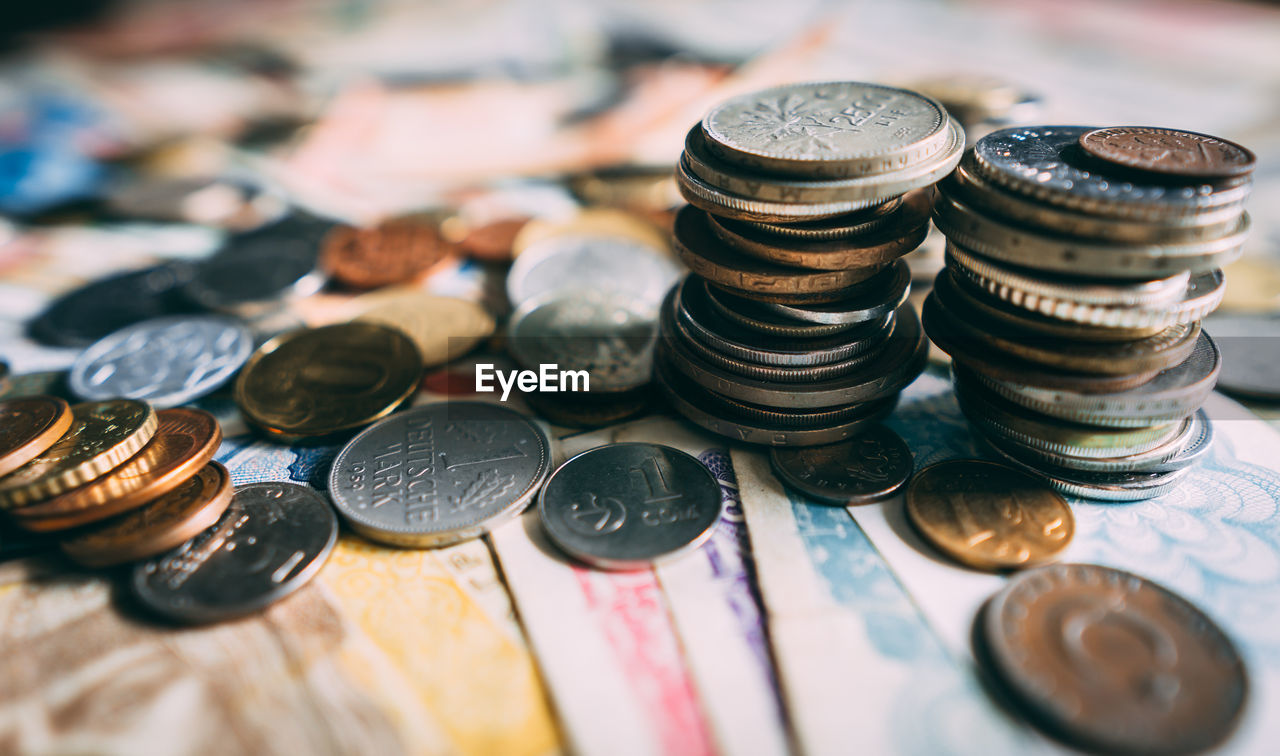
[770,425,912,504]
[1080,127,1256,179]
[28,263,197,347]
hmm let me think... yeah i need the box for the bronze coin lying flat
[61,461,233,567]
[1080,127,1256,179]
[906,459,1073,571]
[982,563,1247,754]
[9,408,221,531]
[0,396,72,478]
[320,219,454,289]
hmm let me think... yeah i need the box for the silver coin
[132,482,337,624]
[739,197,902,240]
[328,401,551,548]
[184,235,326,314]
[701,82,951,178]
[759,260,911,325]
[506,234,680,309]
[69,316,253,408]
[704,282,863,338]
[972,125,1252,220]
[770,424,913,504]
[1203,313,1280,400]
[538,442,723,570]
[507,290,658,393]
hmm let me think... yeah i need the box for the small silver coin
[132,482,337,624]
[184,235,325,314]
[29,263,197,347]
[538,442,724,570]
[1203,314,1280,401]
[328,401,551,548]
[70,316,253,408]
[506,234,680,309]
[770,425,913,504]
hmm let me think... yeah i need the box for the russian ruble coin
[29,263,197,347]
[738,197,902,240]
[69,316,253,408]
[704,189,930,271]
[981,563,1247,753]
[1202,313,1280,401]
[61,461,233,567]
[906,459,1073,570]
[328,401,551,548]
[184,233,326,315]
[972,126,1252,221]
[704,283,869,338]
[0,396,72,478]
[769,425,912,504]
[700,82,953,178]
[933,189,1248,278]
[132,481,338,624]
[0,400,157,510]
[973,332,1220,428]
[320,218,454,289]
[506,233,680,309]
[1080,127,1256,179]
[352,289,495,368]
[8,408,221,531]
[508,290,658,393]
[235,323,422,440]
[538,443,723,570]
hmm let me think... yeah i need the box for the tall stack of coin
[657,82,963,444]
[926,126,1255,500]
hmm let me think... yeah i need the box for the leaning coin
[69,316,253,408]
[1080,127,1256,179]
[0,396,72,478]
[328,401,551,548]
[538,443,723,570]
[132,481,338,624]
[61,461,233,567]
[0,400,157,510]
[235,323,422,440]
[8,408,221,531]
[982,563,1247,754]
[906,459,1073,570]
[352,289,495,368]
[506,233,679,309]
[770,425,912,505]
[1203,313,1280,401]
[28,263,197,347]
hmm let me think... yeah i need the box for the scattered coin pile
[926,125,1254,500]
[659,81,963,445]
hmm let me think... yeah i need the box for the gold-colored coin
[906,459,1074,571]
[1221,256,1280,313]
[61,461,233,567]
[0,400,157,510]
[0,396,72,478]
[235,322,423,440]
[351,289,495,368]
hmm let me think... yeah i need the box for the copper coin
[320,219,454,289]
[982,563,1247,754]
[906,459,1073,570]
[1080,127,1256,179]
[0,397,72,478]
[9,408,222,532]
[60,461,233,567]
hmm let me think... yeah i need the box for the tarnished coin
[0,396,72,478]
[29,263,197,347]
[9,408,221,531]
[982,563,1247,754]
[1080,127,1256,179]
[69,316,252,408]
[235,323,422,440]
[320,219,454,289]
[61,461,233,567]
[770,425,912,504]
[352,290,495,368]
[906,459,1073,570]
[132,481,338,624]
[538,443,723,570]
[328,402,551,548]
[1203,313,1280,400]
[0,400,157,510]
[506,233,680,308]
[701,82,952,178]
[184,234,326,315]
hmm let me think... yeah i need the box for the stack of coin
[926,125,1255,500]
[658,82,963,445]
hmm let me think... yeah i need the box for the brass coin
[674,205,883,297]
[0,400,157,510]
[9,408,222,532]
[60,461,233,567]
[0,396,72,478]
[1080,127,1256,179]
[235,323,423,440]
[906,459,1073,570]
[320,218,455,289]
[351,289,495,368]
